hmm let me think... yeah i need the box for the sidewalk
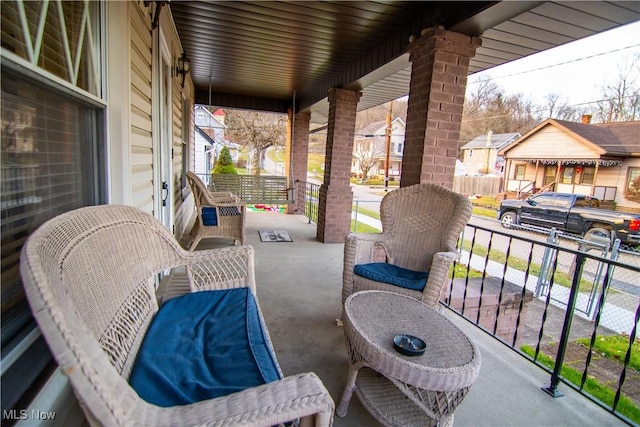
[351,211,381,230]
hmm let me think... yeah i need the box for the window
[531,194,554,206]
[544,165,556,185]
[514,164,525,180]
[580,166,595,184]
[1,1,102,97]
[562,167,575,184]
[468,149,473,158]
[553,194,572,208]
[1,0,104,413]
[626,167,640,202]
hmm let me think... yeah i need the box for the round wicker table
[336,290,481,426]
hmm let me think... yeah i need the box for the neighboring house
[352,117,405,179]
[459,131,520,175]
[499,118,640,212]
[194,106,239,177]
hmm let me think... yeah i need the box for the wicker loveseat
[342,183,472,309]
[186,171,246,249]
[20,205,334,426]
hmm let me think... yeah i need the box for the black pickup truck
[498,192,640,245]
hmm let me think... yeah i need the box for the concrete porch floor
[186,211,624,426]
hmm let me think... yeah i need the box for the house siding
[506,126,600,159]
[130,2,154,213]
[596,158,640,211]
[463,147,499,175]
[503,122,639,212]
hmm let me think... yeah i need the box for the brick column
[285,111,310,214]
[401,28,481,188]
[317,88,361,243]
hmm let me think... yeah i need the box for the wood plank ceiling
[169,1,640,124]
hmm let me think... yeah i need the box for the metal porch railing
[298,180,320,224]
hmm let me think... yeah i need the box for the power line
[469,44,640,84]
[462,93,638,122]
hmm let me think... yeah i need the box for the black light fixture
[176,52,190,88]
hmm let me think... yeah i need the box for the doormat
[259,230,293,242]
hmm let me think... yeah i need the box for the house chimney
[485,130,493,147]
[581,114,592,124]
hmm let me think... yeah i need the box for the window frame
[626,167,640,200]
[0,1,106,412]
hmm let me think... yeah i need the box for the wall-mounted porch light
[176,52,190,88]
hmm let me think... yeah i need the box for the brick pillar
[401,28,481,188]
[317,88,361,243]
[286,111,310,214]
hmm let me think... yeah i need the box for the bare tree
[222,109,286,175]
[542,93,580,121]
[355,100,407,130]
[594,53,640,122]
[461,77,537,145]
[353,138,385,179]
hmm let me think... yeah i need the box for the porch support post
[401,28,481,188]
[286,111,310,214]
[591,161,600,197]
[555,161,563,190]
[317,88,361,243]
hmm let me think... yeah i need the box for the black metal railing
[450,222,640,425]
[298,180,320,224]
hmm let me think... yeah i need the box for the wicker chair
[20,205,335,426]
[186,171,245,249]
[342,183,472,309]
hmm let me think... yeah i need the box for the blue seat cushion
[201,207,218,226]
[354,262,429,291]
[129,288,281,407]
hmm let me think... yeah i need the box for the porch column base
[317,184,353,243]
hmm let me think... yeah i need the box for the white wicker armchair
[20,205,334,426]
[186,171,246,249]
[343,183,472,309]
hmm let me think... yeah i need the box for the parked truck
[498,192,640,245]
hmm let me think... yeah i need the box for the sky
[466,20,640,108]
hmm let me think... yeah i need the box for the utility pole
[384,101,393,192]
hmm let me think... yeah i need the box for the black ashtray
[393,334,426,356]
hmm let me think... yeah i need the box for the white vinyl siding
[507,125,601,159]
[595,159,640,210]
[129,2,153,213]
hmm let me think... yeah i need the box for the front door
[153,31,173,230]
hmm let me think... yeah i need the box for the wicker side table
[336,290,481,426]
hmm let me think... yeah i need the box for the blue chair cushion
[129,288,281,407]
[201,207,218,226]
[354,262,429,291]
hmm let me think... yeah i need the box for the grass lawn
[521,343,639,423]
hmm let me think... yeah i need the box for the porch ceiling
[169,1,640,124]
